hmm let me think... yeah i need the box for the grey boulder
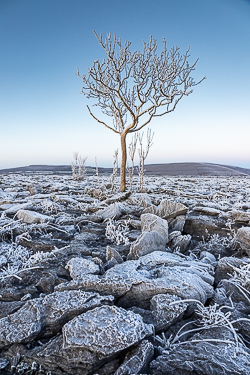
[98,202,123,220]
[157,199,188,220]
[128,231,166,260]
[141,213,168,243]
[65,257,100,279]
[237,227,250,253]
[63,305,154,355]
[16,209,52,224]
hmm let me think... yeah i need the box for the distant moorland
[0,162,249,176]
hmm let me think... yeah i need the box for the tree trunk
[120,131,127,191]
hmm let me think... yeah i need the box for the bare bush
[137,129,154,192]
[126,134,138,191]
[72,152,87,181]
[109,149,119,192]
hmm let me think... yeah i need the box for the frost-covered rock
[141,213,168,243]
[16,209,52,224]
[129,294,187,334]
[68,232,92,256]
[106,246,123,264]
[150,294,188,332]
[157,199,188,220]
[56,251,214,309]
[237,227,250,251]
[150,327,250,375]
[25,306,153,375]
[168,214,186,232]
[0,300,25,319]
[98,202,123,220]
[4,202,33,215]
[1,173,250,374]
[65,257,100,279]
[27,184,37,196]
[0,290,113,348]
[200,251,217,265]
[184,214,230,239]
[51,194,79,205]
[118,264,213,309]
[105,191,131,204]
[114,340,154,375]
[215,256,250,285]
[128,231,166,260]
[232,210,250,223]
[63,305,154,355]
[193,206,221,216]
[0,191,17,204]
[128,193,152,208]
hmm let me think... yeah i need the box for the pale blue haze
[0,0,249,169]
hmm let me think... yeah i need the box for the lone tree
[77,32,205,191]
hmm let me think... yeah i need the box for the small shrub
[105,218,130,245]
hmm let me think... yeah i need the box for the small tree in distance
[77,32,205,191]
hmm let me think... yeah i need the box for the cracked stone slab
[63,305,154,356]
[0,290,113,348]
[4,202,34,215]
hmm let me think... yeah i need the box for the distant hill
[0,162,249,176]
[142,163,250,176]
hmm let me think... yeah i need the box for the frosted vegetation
[0,170,250,374]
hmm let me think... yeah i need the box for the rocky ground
[0,172,250,374]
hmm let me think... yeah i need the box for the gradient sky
[0,0,250,169]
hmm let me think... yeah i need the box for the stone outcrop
[0,291,113,348]
[0,173,250,374]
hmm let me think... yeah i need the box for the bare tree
[77,32,205,191]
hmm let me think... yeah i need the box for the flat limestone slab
[16,209,52,224]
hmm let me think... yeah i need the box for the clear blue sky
[0,0,250,169]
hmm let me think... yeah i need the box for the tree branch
[87,105,120,134]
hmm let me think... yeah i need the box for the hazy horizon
[1,0,250,169]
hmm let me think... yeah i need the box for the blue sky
[0,0,250,169]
